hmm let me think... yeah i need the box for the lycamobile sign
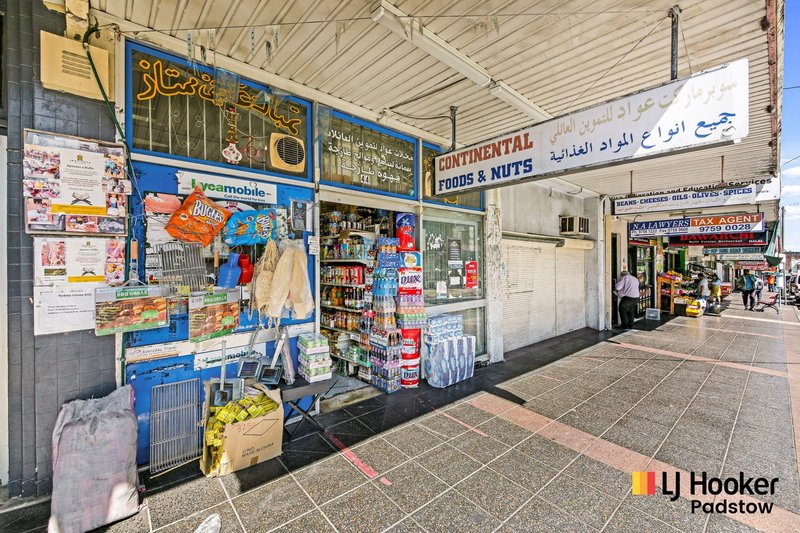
[434,59,749,195]
[177,171,277,204]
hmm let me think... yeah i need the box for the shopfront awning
[91,0,782,197]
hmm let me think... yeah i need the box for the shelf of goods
[320,259,372,264]
[321,282,365,288]
[321,325,359,336]
[656,275,683,316]
[321,304,363,313]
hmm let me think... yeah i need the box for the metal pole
[670,6,682,80]
[449,106,458,151]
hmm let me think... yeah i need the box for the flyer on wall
[33,286,96,336]
[23,129,130,236]
[34,237,125,286]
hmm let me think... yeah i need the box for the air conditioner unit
[269,133,306,173]
[559,216,590,236]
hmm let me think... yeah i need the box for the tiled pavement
[3,295,800,532]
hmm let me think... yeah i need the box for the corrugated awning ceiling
[94,0,780,197]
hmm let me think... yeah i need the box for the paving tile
[220,456,288,497]
[488,451,559,492]
[443,402,495,428]
[384,518,427,532]
[0,501,51,533]
[563,455,632,499]
[342,395,388,417]
[517,434,580,470]
[417,412,470,438]
[722,460,800,515]
[626,486,707,533]
[475,415,533,446]
[294,455,367,505]
[349,437,409,476]
[454,467,532,520]
[522,397,573,418]
[416,443,483,485]
[654,442,724,475]
[231,476,313,531]
[449,430,510,464]
[602,416,671,457]
[705,514,762,533]
[499,497,597,533]
[383,424,444,458]
[603,503,681,533]
[273,510,336,532]
[411,490,500,533]
[557,405,620,437]
[538,474,622,529]
[321,483,405,533]
[159,502,242,533]
[375,461,449,513]
[279,432,337,471]
[147,475,227,529]
[314,408,357,428]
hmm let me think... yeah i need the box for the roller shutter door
[555,247,587,334]
[501,240,557,351]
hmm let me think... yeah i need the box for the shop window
[435,307,486,356]
[321,110,416,198]
[422,207,484,305]
[127,42,311,179]
[422,144,482,209]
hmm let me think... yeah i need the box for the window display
[422,208,484,304]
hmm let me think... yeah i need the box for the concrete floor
[3,294,799,532]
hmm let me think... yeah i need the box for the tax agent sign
[433,59,749,195]
[629,213,764,238]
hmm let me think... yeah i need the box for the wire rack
[156,242,209,296]
[150,378,202,474]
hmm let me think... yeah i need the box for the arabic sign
[614,186,756,215]
[630,212,764,238]
[434,59,749,195]
[129,45,310,176]
[702,247,764,255]
[322,110,416,197]
[669,232,768,247]
[177,171,277,204]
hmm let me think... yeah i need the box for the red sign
[668,232,768,247]
[736,261,769,270]
[465,261,479,289]
[689,213,763,227]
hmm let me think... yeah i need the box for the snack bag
[165,186,231,247]
[224,209,278,246]
[396,213,415,251]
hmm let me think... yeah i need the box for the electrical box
[40,31,111,101]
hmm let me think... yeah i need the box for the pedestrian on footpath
[697,272,710,313]
[754,275,764,304]
[767,274,776,292]
[710,274,722,306]
[614,270,640,329]
[736,269,758,311]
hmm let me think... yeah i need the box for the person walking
[754,275,764,304]
[710,274,722,306]
[736,269,758,310]
[614,270,640,329]
[697,272,710,313]
[767,274,776,292]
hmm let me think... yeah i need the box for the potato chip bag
[165,186,231,246]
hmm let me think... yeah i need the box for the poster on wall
[447,240,462,261]
[34,237,125,286]
[33,286,96,335]
[465,261,479,289]
[23,130,130,235]
[188,289,241,342]
[448,260,464,288]
[94,286,169,336]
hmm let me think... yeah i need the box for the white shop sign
[720,253,765,260]
[630,213,764,238]
[614,186,756,215]
[177,171,277,204]
[434,59,749,195]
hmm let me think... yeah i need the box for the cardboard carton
[200,380,284,477]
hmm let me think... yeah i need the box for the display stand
[656,276,682,315]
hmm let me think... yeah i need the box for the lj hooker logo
[632,471,778,514]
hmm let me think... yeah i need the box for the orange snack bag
[165,186,231,247]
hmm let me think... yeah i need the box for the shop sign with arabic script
[434,58,749,195]
[128,43,310,177]
[321,110,416,197]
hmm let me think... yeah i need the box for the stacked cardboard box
[298,333,333,383]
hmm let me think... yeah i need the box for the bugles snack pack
[165,186,231,247]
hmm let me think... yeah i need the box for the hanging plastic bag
[165,186,231,247]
